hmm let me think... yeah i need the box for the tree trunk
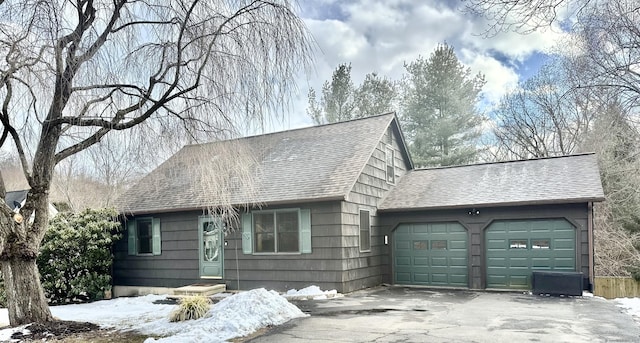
[1,257,53,325]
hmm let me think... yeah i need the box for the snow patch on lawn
[0,288,307,342]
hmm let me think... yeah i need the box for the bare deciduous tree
[574,0,640,111]
[0,0,312,325]
[492,63,596,160]
[462,0,587,35]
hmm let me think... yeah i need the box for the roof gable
[118,113,399,214]
[5,190,28,210]
[379,153,605,211]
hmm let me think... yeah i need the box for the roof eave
[377,197,606,213]
[119,195,346,216]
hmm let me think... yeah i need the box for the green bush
[37,208,122,304]
[169,296,211,322]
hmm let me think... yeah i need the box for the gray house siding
[341,127,411,292]
[224,201,347,292]
[377,203,591,289]
[114,211,204,288]
[115,201,350,291]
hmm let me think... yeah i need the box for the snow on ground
[614,297,640,322]
[0,288,308,342]
[284,285,342,300]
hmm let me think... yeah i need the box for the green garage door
[394,222,468,287]
[486,219,576,289]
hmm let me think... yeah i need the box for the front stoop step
[172,284,226,298]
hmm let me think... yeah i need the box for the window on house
[137,218,153,254]
[360,210,371,252]
[127,217,161,256]
[385,146,395,184]
[242,209,311,255]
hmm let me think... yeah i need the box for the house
[114,113,604,296]
[5,189,59,219]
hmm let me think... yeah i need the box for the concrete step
[172,283,226,297]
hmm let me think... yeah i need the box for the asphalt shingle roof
[5,190,28,210]
[118,113,397,214]
[378,153,605,211]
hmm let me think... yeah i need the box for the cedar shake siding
[340,125,411,292]
[224,201,346,292]
[116,201,349,292]
[114,211,204,288]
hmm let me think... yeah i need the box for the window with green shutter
[127,217,161,256]
[241,209,311,254]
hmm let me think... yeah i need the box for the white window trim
[385,146,395,184]
[359,209,372,253]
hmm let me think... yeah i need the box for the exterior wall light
[468,208,480,216]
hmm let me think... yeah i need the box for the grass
[169,295,211,322]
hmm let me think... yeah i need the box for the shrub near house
[37,208,122,304]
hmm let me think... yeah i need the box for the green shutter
[241,213,252,254]
[127,220,136,255]
[152,218,161,255]
[300,209,312,253]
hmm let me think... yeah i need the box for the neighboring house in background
[5,189,59,219]
[114,113,604,296]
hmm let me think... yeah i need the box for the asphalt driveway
[247,286,640,343]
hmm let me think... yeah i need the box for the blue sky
[273,0,568,131]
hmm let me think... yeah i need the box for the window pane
[254,213,275,253]
[509,240,528,249]
[413,241,428,250]
[203,220,222,262]
[360,210,371,251]
[386,148,395,183]
[277,211,299,252]
[137,219,153,254]
[431,240,447,250]
[532,239,550,249]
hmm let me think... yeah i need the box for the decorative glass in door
[199,216,224,278]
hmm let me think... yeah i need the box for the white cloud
[462,51,519,107]
[280,0,568,131]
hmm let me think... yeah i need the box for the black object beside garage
[532,271,584,296]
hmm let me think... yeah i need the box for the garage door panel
[413,273,430,283]
[554,239,575,249]
[486,219,576,290]
[431,257,448,266]
[487,257,506,267]
[449,240,467,250]
[396,272,411,283]
[396,240,411,250]
[394,222,468,288]
[531,257,552,267]
[509,275,529,287]
[450,257,467,266]
[414,257,429,266]
[413,224,429,233]
[508,258,529,268]
[396,257,411,266]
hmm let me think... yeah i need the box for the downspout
[588,202,594,291]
